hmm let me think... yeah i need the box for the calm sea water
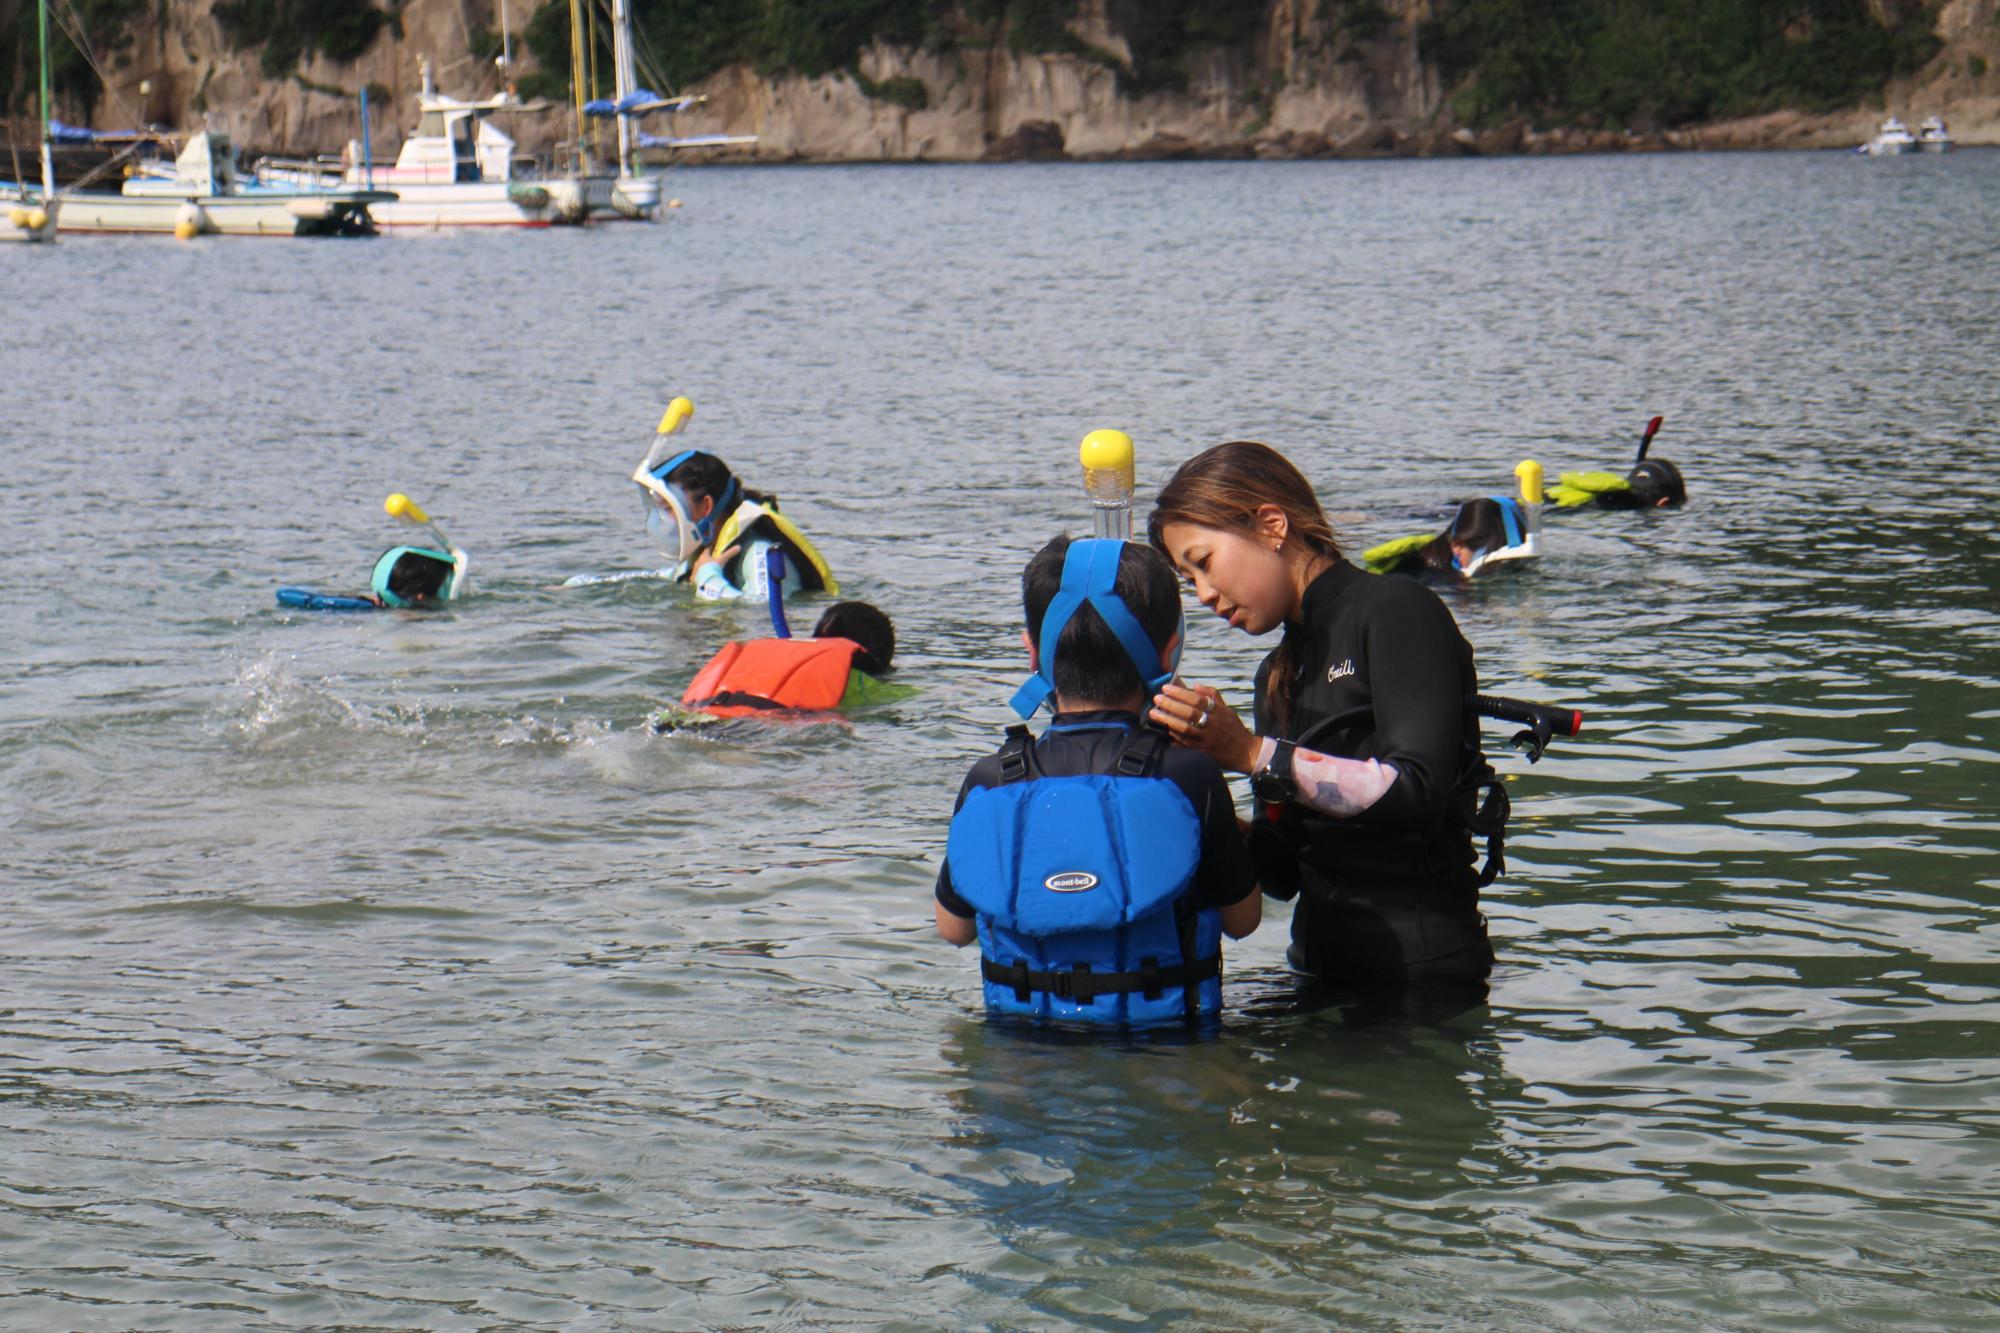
[4,150,1998,1329]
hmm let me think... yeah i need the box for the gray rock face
[46,0,2000,160]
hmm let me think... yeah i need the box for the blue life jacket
[947,720,1222,1025]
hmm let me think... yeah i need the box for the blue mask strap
[650,450,738,545]
[1490,496,1524,549]
[1009,540,1173,719]
[647,448,695,483]
[695,475,740,545]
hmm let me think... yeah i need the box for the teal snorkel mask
[370,546,460,608]
[1011,539,1185,718]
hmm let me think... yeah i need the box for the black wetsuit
[1251,563,1495,984]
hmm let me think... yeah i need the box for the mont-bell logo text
[1044,871,1099,893]
[1327,659,1356,683]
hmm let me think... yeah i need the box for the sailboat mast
[567,0,587,170]
[611,0,635,176]
[38,0,55,201]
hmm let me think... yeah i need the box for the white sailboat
[572,0,754,220]
[3,0,59,243]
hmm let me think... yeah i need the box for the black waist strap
[981,953,1220,1003]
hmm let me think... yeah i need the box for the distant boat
[54,130,390,235]
[2,0,59,243]
[1917,116,1954,153]
[1859,117,1916,156]
[258,63,567,229]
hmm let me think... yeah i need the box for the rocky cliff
[25,0,2000,161]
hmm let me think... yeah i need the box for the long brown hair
[1148,441,1343,732]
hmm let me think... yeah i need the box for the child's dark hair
[388,550,453,602]
[1023,536,1180,705]
[665,451,777,508]
[1389,498,1511,575]
[1622,458,1686,508]
[813,601,895,675]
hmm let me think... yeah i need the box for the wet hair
[1148,441,1344,730]
[1625,458,1686,508]
[1023,535,1181,706]
[664,451,776,512]
[1402,497,1510,573]
[388,550,453,603]
[813,601,895,676]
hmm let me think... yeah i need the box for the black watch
[1250,739,1298,805]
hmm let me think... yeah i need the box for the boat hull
[56,190,388,236]
[365,182,557,228]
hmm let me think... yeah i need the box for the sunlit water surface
[4,150,1998,1328]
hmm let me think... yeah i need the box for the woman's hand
[1150,681,1261,774]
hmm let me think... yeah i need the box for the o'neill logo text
[1328,659,1356,682]
[1044,871,1099,893]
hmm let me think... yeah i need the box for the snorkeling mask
[1453,496,1538,578]
[370,545,462,608]
[1010,539,1185,718]
[632,442,739,562]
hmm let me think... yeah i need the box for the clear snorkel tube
[631,396,700,565]
[1080,428,1136,541]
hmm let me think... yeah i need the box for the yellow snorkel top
[1080,429,1136,541]
[385,492,428,524]
[656,396,695,437]
[1514,459,1545,507]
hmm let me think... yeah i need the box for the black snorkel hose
[1634,415,1665,466]
[1474,694,1583,763]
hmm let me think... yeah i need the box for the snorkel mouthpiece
[1009,539,1183,719]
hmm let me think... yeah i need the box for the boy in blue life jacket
[935,536,1262,1025]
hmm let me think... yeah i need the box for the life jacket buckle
[1047,963,1093,1002]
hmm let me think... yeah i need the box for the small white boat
[1918,116,1954,153]
[1860,117,1916,156]
[260,65,565,229]
[56,131,390,235]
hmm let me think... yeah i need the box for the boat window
[416,111,446,138]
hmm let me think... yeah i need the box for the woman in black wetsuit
[1144,441,1499,986]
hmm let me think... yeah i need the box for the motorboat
[259,63,567,228]
[55,130,390,235]
[1918,116,1954,153]
[1859,117,1916,156]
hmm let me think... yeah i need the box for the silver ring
[1196,706,1212,729]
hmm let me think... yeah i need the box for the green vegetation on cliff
[3,0,143,118]
[1429,0,1944,129]
[213,0,395,78]
[520,0,1258,102]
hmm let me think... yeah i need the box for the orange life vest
[682,637,861,714]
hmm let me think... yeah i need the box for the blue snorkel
[766,549,791,639]
[1010,539,1183,719]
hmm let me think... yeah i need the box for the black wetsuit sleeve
[1248,652,1307,900]
[1354,580,1471,830]
[1174,756,1258,910]
[934,764,984,918]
